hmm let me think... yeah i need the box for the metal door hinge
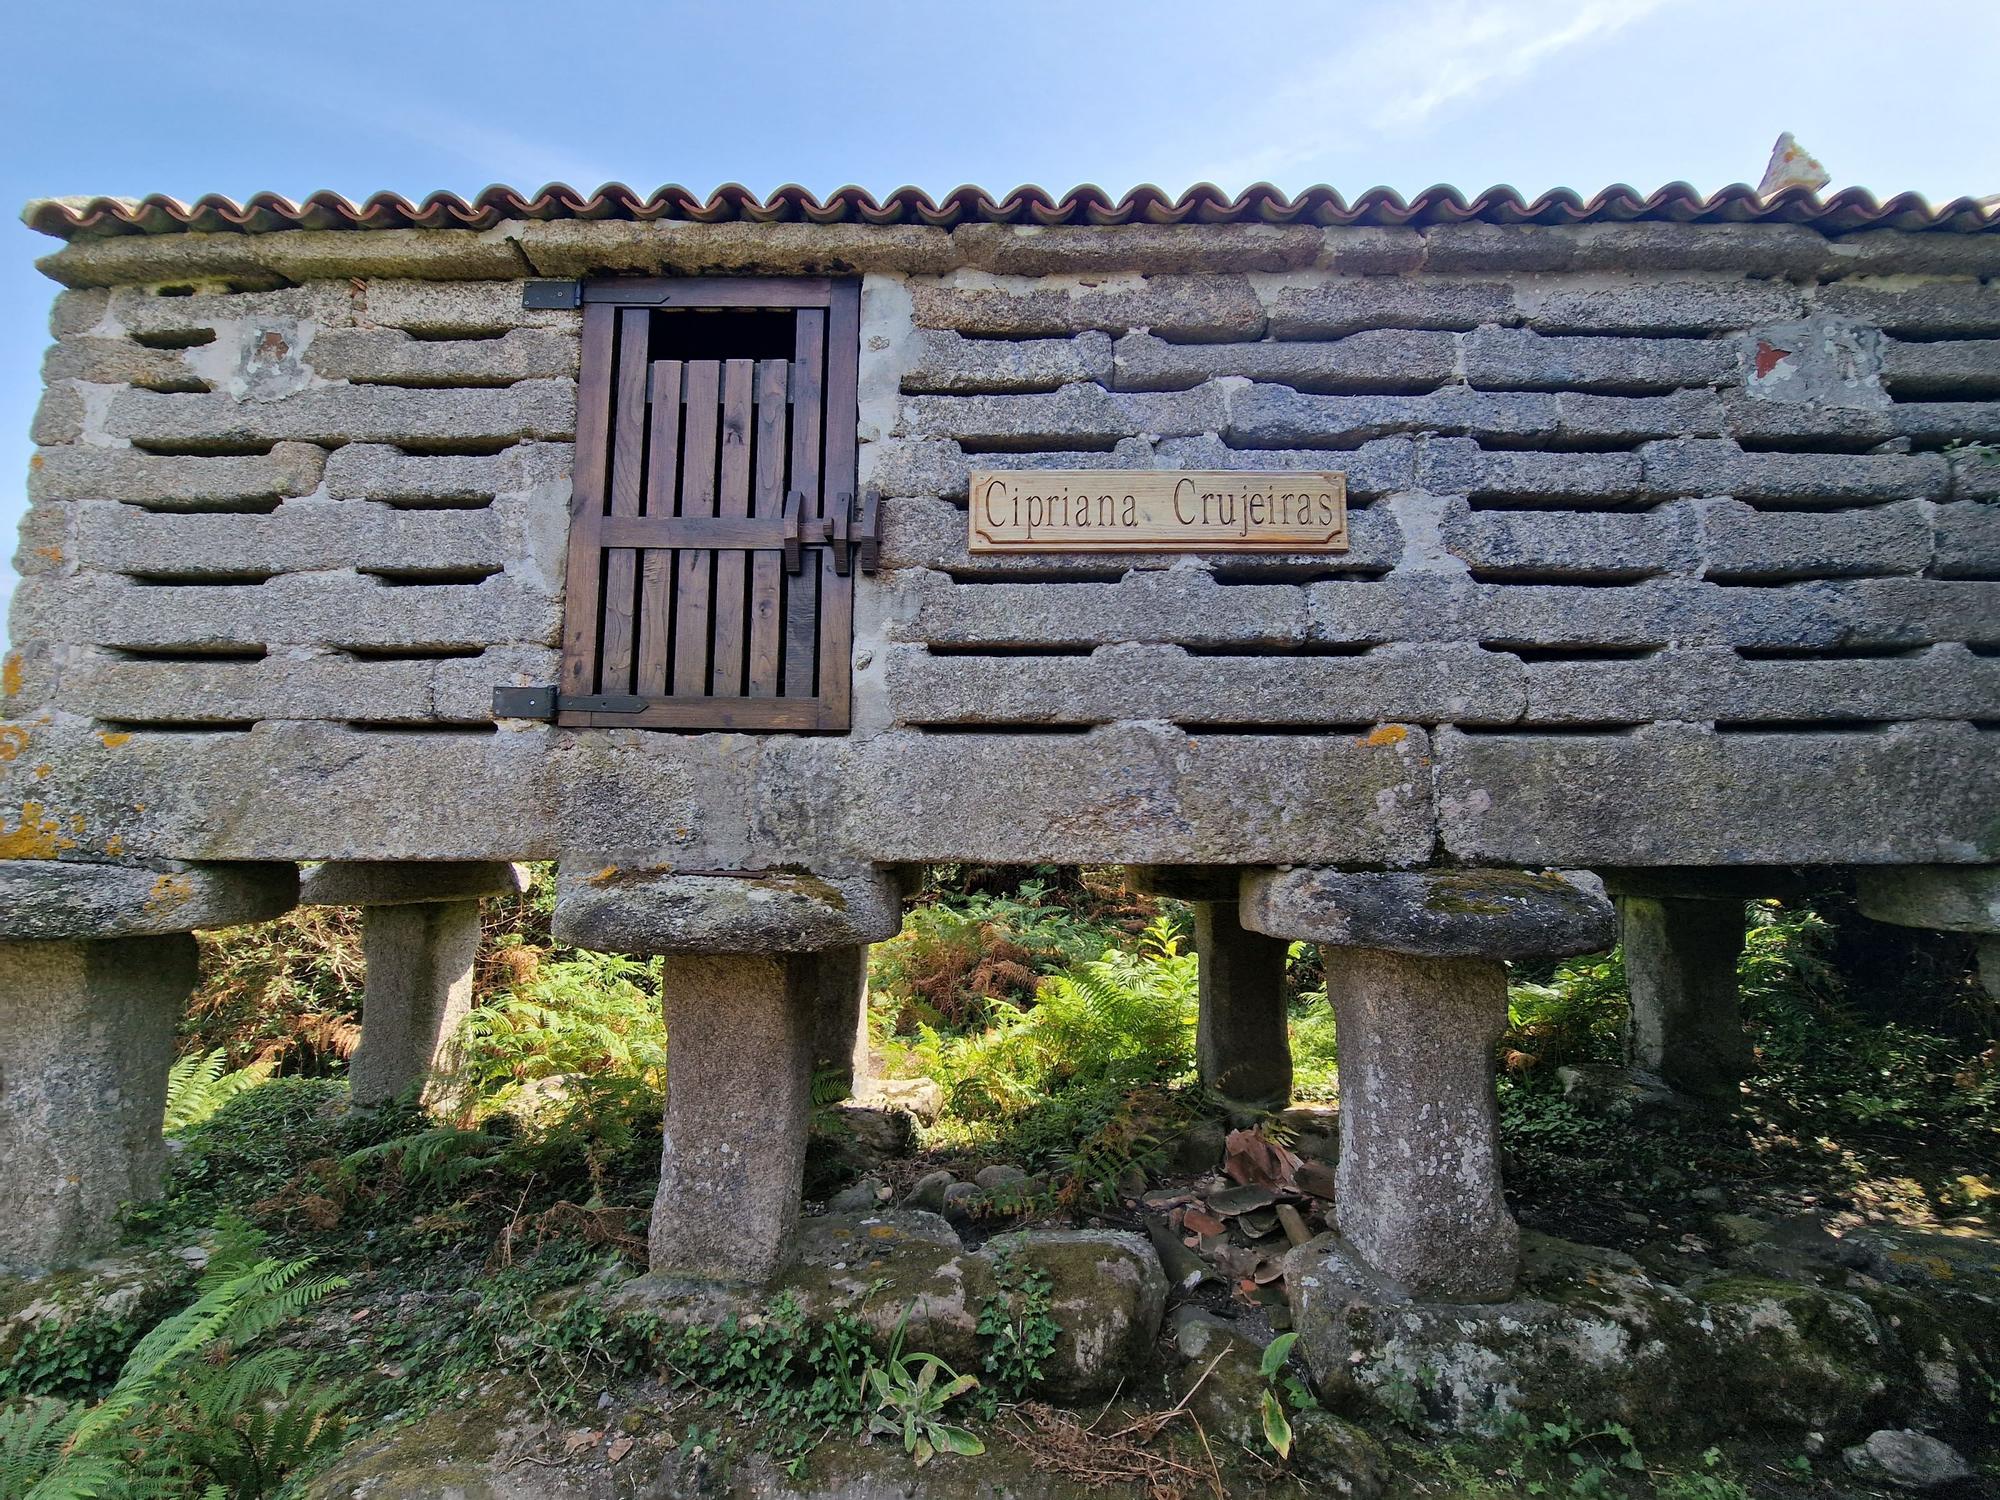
[492,686,648,720]
[521,281,583,310]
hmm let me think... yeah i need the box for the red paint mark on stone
[1754,341,1791,378]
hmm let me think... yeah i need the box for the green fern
[163,1050,273,1134]
[0,1217,344,1500]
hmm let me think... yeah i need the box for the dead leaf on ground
[606,1435,635,1464]
[1222,1129,1301,1193]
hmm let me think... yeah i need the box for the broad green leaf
[1261,1387,1293,1460]
[937,1426,986,1456]
[1259,1331,1299,1379]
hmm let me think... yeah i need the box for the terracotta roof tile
[22,181,2000,239]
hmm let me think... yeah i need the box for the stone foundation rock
[1285,1231,1987,1440]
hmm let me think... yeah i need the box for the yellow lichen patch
[1358,724,1409,748]
[146,872,195,915]
[98,730,132,749]
[2,653,22,698]
[33,546,62,566]
[587,866,622,886]
[33,764,51,779]
[104,834,125,857]
[0,802,77,859]
[0,725,29,762]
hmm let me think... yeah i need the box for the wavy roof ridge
[22,180,2000,239]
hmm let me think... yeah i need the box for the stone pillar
[300,861,527,1107]
[1126,867,1293,1117]
[656,952,819,1282]
[1193,902,1292,1115]
[1328,948,1515,1300]
[0,859,298,1271]
[811,945,870,1099]
[1244,866,1613,1303]
[553,864,906,1283]
[1617,896,1750,1100]
[0,935,193,1269]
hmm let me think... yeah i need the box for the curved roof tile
[22,181,2000,239]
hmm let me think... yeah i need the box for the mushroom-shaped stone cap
[1854,865,2000,934]
[551,865,907,954]
[0,858,298,941]
[1241,867,1613,959]
[300,860,530,907]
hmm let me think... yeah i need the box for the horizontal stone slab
[1638,439,1951,503]
[38,229,528,289]
[42,337,206,391]
[1261,278,1514,338]
[69,498,530,577]
[896,382,1227,443]
[1815,281,2000,337]
[27,442,327,509]
[1440,502,1700,578]
[300,859,528,906]
[883,566,1309,649]
[1933,500,2000,577]
[1241,866,1613,958]
[1436,720,1998,865]
[1461,327,1736,393]
[103,380,577,448]
[908,274,1265,341]
[1311,574,1996,651]
[1698,498,1933,581]
[103,283,357,342]
[0,858,297,940]
[509,219,957,278]
[900,329,1112,394]
[34,571,562,652]
[305,327,578,386]
[1112,328,1458,394]
[356,280,585,337]
[321,440,572,504]
[880,642,1525,727]
[849,721,1437,866]
[54,644,557,725]
[1516,279,1807,335]
[952,222,1328,275]
[551,866,905,953]
[1879,337,2000,397]
[1520,645,2000,725]
[1416,442,1643,503]
[1718,394,2000,450]
[1421,221,1847,276]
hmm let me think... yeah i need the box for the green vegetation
[5,865,1989,1494]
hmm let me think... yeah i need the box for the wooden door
[557,278,861,731]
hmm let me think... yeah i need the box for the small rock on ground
[1842,1429,1973,1490]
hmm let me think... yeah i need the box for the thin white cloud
[1198,0,1680,187]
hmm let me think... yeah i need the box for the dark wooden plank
[583,277,833,309]
[635,358,683,698]
[748,358,788,698]
[558,303,619,697]
[815,282,861,730]
[558,696,823,731]
[709,358,756,696]
[783,311,825,700]
[672,360,721,696]
[597,307,652,695]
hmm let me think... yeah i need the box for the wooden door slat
[635,358,683,695]
[558,303,619,696]
[748,359,789,697]
[783,311,826,701]
[597,307,652,693]
[709,358,756,696]
[672,360,721,696]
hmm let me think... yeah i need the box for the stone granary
[4,182,1998,1303]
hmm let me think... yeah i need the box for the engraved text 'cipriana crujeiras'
[968,470,1348,552]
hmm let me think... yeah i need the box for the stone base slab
[301,860,529,908]
[554,867,905,955]
[1243,866,1613,959]
[0,859,297,942]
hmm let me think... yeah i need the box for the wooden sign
[968,470,1347,553]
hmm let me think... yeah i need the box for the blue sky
[5,0,1996,642]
